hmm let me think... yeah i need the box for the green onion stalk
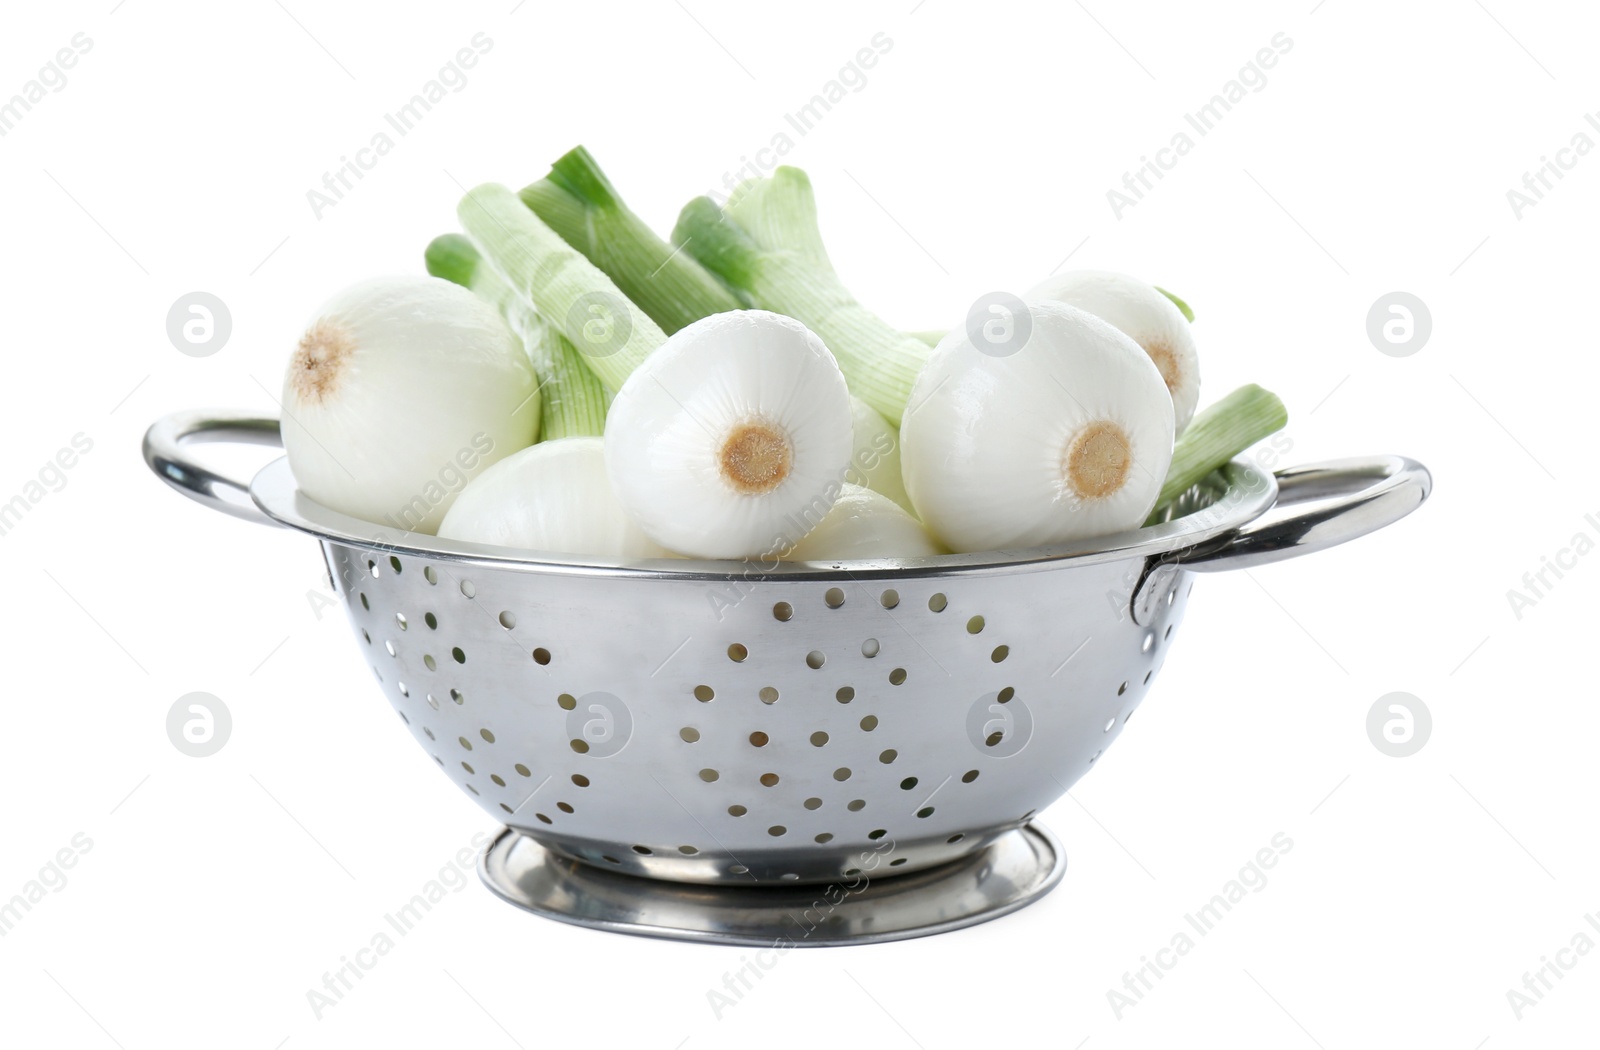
[425,232,608,441]
[520,146,746,335]
[672,167,932,425]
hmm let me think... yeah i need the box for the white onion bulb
[785,484,943,561]
[437,438,671,559]
[1025,270,1200,433]
[901,299,1175,552]
[280,275,538,534]
[604,310,852,559]
[846,396,912,512]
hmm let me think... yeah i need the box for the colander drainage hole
[633,843,651,855]
[424,566,438,585]
[699,768,720,782]
[772,601,793,621]
[847,799,866,811]
[426,694,439,710]
[928,592,948,612]
[833,767,852,782]
[498,611,516,630]
[1141,632,1155,653]
[385,640,397,658]
[535,814,553,825]
[480,728,495,743]
[424,612,437,630]
[678,845,698,855]
[806,650,826,669]
[680,727,701,743]
[768,825,786,837]
[890,858,908,867]
[450,688,464,705]
[991,645,1009,663]
[423,654,436,671]
[557,694,576,710]
[389,556,402,574]
[880,589,899,609]
[917,807,934,818]
[868,829,886,840]
[815,833,833,844]
[1117,681,1128,696]
[572,774,589,787]
[879,749,898,764]
[947,833,965,844]
[451,647,466,664]
[860,715,878,731]
[728,643,749,662]
[861,638,880,658]
[728,804,747,816]
[824,587,845,608]
[962,769,980,783]
[398,682,409,697]
[810,731,829,747]
[889,667,907,685]
[460,580,476,598]
[360,593,370,611]
[532,648,551,665]
[694,685,715,702]
[1104,717,1116,733]
[730,865,749,875]
[749,732,769,747]
[760,773,780,787]
[836,687,854,704]
[900,777,918,790]
[804,797,823,810]
[514,763,531,776]
[395,613,407,631]
[758,686,779,704]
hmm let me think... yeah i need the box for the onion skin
[1025,270,1200,434]
[438,438,672,559]
[900,300,1175,553]
[784,484,943,561]
[281,275,538,535]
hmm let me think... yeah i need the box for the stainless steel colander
[144,410,1430,945]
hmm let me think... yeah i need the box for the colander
[144,410,1430,945]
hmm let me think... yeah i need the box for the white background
[2,0,1595,1047]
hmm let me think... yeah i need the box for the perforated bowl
[145,410,1430,944]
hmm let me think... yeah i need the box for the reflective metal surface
[479,823,1065,946]
[143,409,1432,940]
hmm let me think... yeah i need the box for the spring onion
[604,309,852,559]
[437,437,671,558]
[279,275,538,534]
[457,183,667,392]
[1154,384,1287,510]
[846,396,912,512]
[1026,270,1201,433]
[426,233,608,441]
[784,484,943,561]
[672,168,931,424]
[519,146,745,334]
[901,300,1174,552]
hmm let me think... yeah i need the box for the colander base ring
[479,823,1065,946]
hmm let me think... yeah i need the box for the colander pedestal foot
[478,823,1065,947]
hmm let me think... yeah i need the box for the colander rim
[249,455,1277,581]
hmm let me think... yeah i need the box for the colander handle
[142,410,283,527]
[1169,454,1431,573]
